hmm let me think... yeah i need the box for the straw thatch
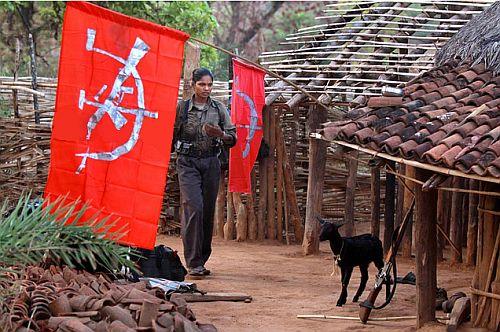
[435,1,500,74]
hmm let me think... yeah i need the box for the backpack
[181,100,230,170]
[133,245,187,282]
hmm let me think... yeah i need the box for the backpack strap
[181,99,190,123]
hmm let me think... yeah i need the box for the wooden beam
[275,108,284,243]
[215,171,226,239]
[257,106,269,240]
[303,104,327,254]
[415,168,438,328]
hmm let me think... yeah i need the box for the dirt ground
[157,227,474,332]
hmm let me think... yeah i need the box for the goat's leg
[337,266,353,307]
[353,264,369,302]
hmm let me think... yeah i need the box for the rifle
[359,197,415,323]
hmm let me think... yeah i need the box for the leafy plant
[0,193,137,275]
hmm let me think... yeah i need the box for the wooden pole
[247,170,258,240]
[344,150,358,237]
[395,164,405,229]
[267,107,276,240]
[224,190,235,240]
[402,165,415,258]
[28,34,40,124]
[234,193,248,241]
[275,108,284,243]
[466,180,479,266]
[415,168,438,328]
[450,177,464,264]
[461,183,469,248]
[215,171,226,239]
[13,38,20,118]
[181,42,201,99]
[257,107,269,240]
[436,189,446,262]
[303,104,327,254]
[370,166,381,238]
[277,122,304,243]
[384,161,396,255]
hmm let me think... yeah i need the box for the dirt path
[157,234,473,332]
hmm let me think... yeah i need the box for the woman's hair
[192,68,213,84]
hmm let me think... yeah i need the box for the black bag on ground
[133,245,187,281]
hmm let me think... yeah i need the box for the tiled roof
[321,60,500,178]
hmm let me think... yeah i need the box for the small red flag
[44,2,189,249]
[228,59,265,193]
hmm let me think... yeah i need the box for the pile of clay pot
[0,265,216,332]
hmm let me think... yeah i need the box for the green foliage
[0,1,219,76]
[0,193,137,275]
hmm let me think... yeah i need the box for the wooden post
[436,189,446,261]
[13,38,21,118]
[224,190,235,240]
[215,171,226,239]
[275,108,284,243]
[234,193,248,241]
[248,170,258,240]
[383,161,396,255]
[257,106,269,240]
[466,180,479,266]
[370,166,381,238]
[395,165,405,229]
[415,168,438,328]
[302,104,327,254]
[344,150,358,237]
[267,107,276,240]
[28,33,40,124]
[461,183,469,248]
[182,42,201,99]
[277,123,304,243]
[473,183,499,328]
[402,165,415,258]
[450,177,464,264]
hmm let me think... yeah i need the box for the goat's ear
[316,216,326,226]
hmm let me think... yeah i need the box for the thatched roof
[261,0,495,109]
[436,1,500,74]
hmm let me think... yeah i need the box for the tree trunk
[215,171,226,239]
[224,191,235,240]
[302,105,327,254]
[415,168,437,328]
[181,42,200,99]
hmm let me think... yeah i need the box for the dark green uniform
[173,96,236,269]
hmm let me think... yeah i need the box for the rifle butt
[358,286,382,323]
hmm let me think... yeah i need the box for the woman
[172,68,236,277]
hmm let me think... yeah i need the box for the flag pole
[189,36,331,112]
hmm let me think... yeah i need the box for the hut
[257,0,492,253]
[318,2,499,328]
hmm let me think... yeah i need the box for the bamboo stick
[297,314,449,321]
[470,288,500,301]
[275,108,284,243]
[322,6,482,15]
[267,106,276,240]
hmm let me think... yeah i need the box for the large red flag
[228,59,265,193]
[44,2,189,249]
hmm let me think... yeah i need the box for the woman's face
[193,75,213,99]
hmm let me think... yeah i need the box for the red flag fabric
[228,59,265,193]
[44,2,189,249]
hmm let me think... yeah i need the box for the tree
[0,2,218,76]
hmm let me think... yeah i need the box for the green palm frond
[0,193,138,275]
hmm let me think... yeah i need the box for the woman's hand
[203,123,224,138]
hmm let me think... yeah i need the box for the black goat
[318,217,384,307]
